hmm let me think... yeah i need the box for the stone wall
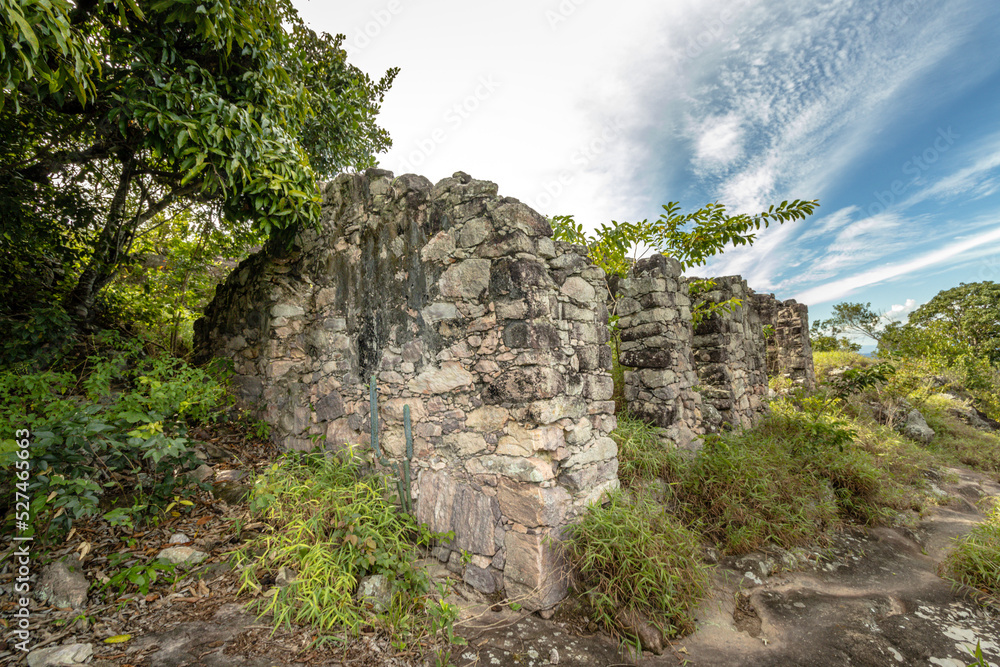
[616,255,705,449]
[195,169,618,611]
[752,294,816,390]
[690,276,769,429]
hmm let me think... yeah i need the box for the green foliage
[235,451,457,648]
[813,349,875,383]
[811,332,862,353]
[879,322,1000,419]
[105,559,179,596]
[0,331,229,539]
[564,490,710,643]
[1,303,76,369]
[942,502,1000,605]
[1,0,396,319]
[550,198,817,279]
[612,399,916,556]
[611,412,680,490]
[813,302,888,345]
[101,211,252,354]
[908,282,1000,365]
[650,199,818,270]
[920,396,1000,474]
[830,362,896,399]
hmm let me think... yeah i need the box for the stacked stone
[195,169,618,611]
[616,255,704,450]
[752,294,816,390]
[689,276,769,429]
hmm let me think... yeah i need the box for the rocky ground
[4,433,998,667]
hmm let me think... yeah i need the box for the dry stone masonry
[752,294,817,390]
[616,255,706,449]
[690,276,769,429]
[196,168,818,610]
[195,169,618,611]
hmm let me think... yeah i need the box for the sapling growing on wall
[551,197,818,326]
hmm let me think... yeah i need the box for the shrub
[0,331,229,539]
[234,451,455,646]
[564,490,710,643]
[813,349,874,383]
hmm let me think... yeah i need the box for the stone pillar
[689,276,768,429]
[753,294,816,390]
[617,255,704,450]
[195,169,618,611]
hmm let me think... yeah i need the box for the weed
[564,489,710,644]
[105,560,179,596]
[233,450,459,656]
[942,504,1000,605]
[0,330,230,540]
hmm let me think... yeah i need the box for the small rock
[549,647,560,664]
[615,608,664,654]
[36,560,89,609]
[202,442,233,460]
[169,532,191,544]
[703,547,721,565]
[156,546,208,568]
[187,464,214,484]
[213,481,250,504]
[356,574,393,613]
[901,409,935,444]
[214,469,243,482]
[463,564,496,594]
[27,643,93,667]
[275,566,297,587]
[537,607,555,620]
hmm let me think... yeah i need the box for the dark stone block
[620,348,674,369]
[503,320,561,349]
[314,392,344,421]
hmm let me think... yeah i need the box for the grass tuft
[942,503,1000,605]
[564,489,710,643]
[233,450,440,641]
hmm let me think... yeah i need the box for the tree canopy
[906,282,1000,365]
[812,302,888,346]
[1,0,396,322]
[551,198,818,278]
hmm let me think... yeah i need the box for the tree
[551,198,818,324]
[552,198,818,278]
[1,0,396,322]
[906,282,1000,365]
[810,332,862,353]
[812,302,890,346]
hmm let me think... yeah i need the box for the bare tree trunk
[65,155,136,322]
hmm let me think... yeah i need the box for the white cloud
[887,298,918,321]
[691,113,746,173]
[792,225,1000,305]
[902,132,1000,207]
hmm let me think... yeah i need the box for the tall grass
[942,502,1000,605]
[234,451,439,638]
[564,490,710,642]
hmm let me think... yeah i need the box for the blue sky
[295,0,1000,335]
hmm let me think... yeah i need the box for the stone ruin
[752,293,816,389]
[194,168,816,611]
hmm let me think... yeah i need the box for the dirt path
[458,465,1000,667]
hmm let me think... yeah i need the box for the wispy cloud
[793,225,1000,305]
